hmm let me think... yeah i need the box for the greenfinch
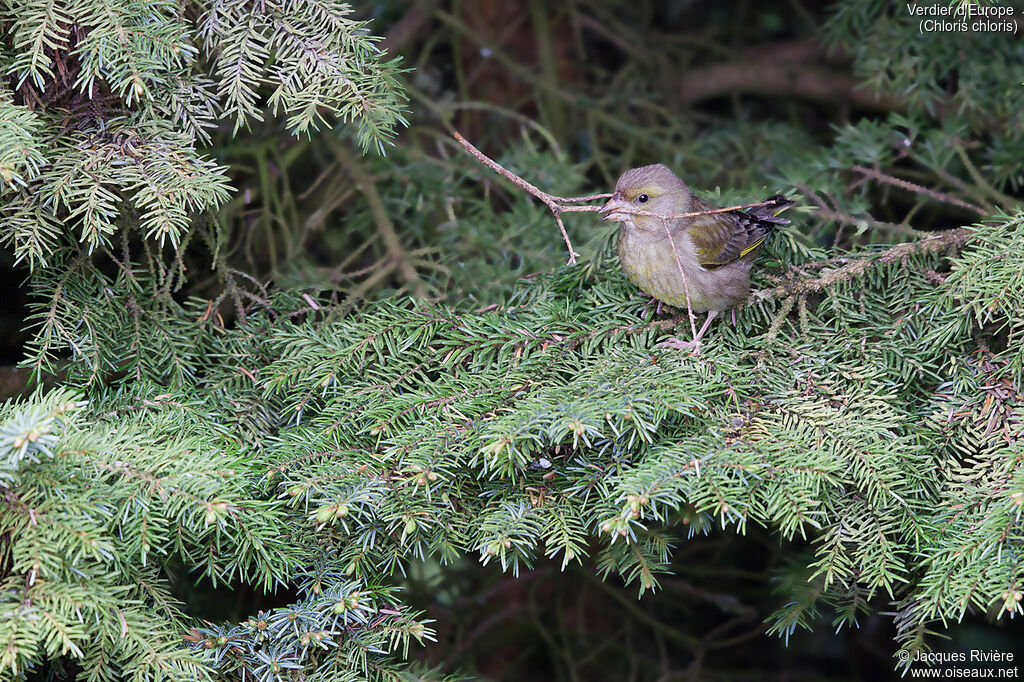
[599,164,793,351]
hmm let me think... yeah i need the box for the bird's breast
[617,223,750,313]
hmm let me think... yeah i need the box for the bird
[598,164,793,352]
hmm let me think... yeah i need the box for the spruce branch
[5,3,1024,674]
[677,53,904,112]
[850,165,987,216]
[755,227,973,300]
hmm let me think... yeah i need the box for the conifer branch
[851,165,987,216]
[4,2,1023,676]
[755,227,973,300]
[332,141,429,299]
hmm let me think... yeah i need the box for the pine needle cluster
[1,0,408,267]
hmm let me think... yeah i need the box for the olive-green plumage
[600,164,793,348]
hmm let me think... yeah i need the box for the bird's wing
[687,195,793,270]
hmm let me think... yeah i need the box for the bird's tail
[733,195,796,261]
[749,195,795,225]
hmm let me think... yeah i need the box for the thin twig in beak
[599,198,630,222]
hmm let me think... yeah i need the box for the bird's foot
[657,336,702,355]
[637,293,667,318]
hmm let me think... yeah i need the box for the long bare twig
[453,131,782,264]
[453,131,608,264]
[625,200,783,221]
[659,218,699,342]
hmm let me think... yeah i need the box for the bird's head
[599,164,692,231]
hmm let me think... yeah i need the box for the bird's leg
[692,310,717,345]
[637,293,665,317]
[659,311,719,354]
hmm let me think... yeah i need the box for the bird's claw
[657,336,702,355]
[637,293,666,318]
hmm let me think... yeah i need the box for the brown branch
[753,227,973,300]
[675,40,905,112]
[620,200,783,221]
[332,141,428,298]
[453,131,609,264]
[851,165,987,216]
[678,61,904,112]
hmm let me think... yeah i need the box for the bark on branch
[678,61,903,111]
[676,40,903,112]
[754,228,972,300]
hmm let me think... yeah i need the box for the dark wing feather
[688,195,794,270]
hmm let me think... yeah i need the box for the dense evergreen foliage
[1,0,1022,680]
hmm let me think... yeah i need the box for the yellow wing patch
[738,236,767,258]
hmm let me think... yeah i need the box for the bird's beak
[599,197,630,222]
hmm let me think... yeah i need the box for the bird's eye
[637,194,649,204]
